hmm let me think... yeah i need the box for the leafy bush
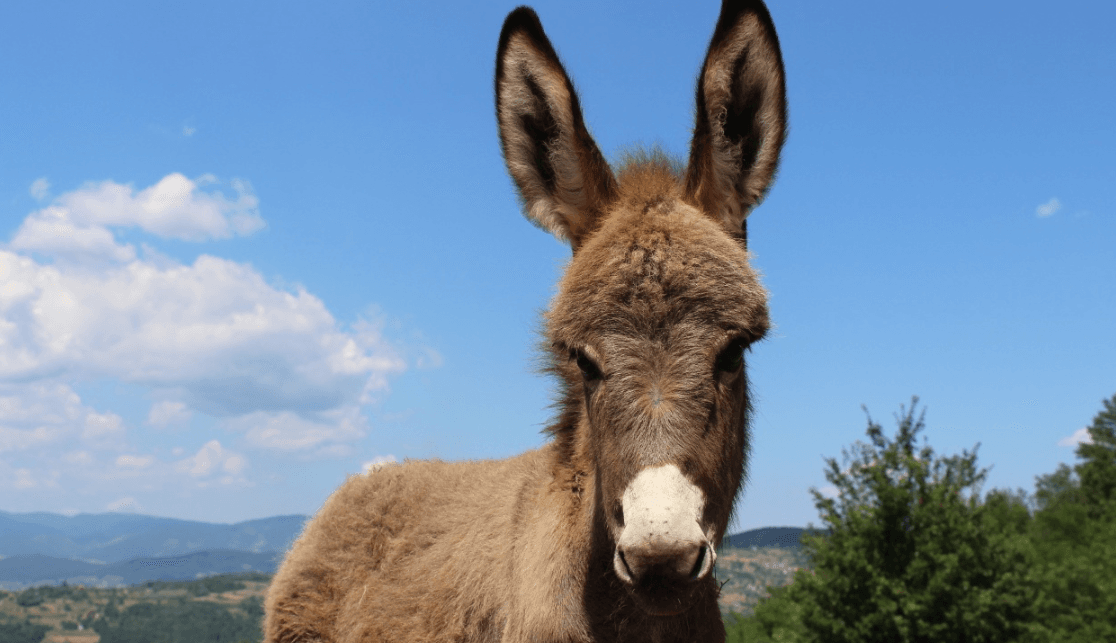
[93,598,262,643]
[0,619,51,643]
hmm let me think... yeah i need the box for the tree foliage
[92,598,262,643]
[0,619,50,643]
[725,582,807,642]
[784,399,1036,643]
[725,393,1116,643]
[1021,393,1116,642]
[1075,392,1116,511]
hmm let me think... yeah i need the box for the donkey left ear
[684,0,788,238]
[496,7,616,250]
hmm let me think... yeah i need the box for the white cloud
[147,400,192,428]
[232,407,367,454]
[0,250,405,417]
[415,346,444,370]
[816,484,839,499]
[107,496,142,512]
[182,125,196,137]
[1057,427,1093,447]
[174,440,249,486]
[63,450,94,465]
[83,410,125,442]
[1036,197,1061,218]
[0,383,86,453]
[177,440,228,477]
[0,425,60,453]
[15,469,35,489]
[362,455,397,474]
[114,454,154,469]
[9,173,264,263]
[0,173,423,508]
[29,178,50,201]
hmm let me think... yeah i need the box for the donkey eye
[715,339,747,374]
[574,352,602,381]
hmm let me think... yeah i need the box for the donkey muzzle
[612,464,716,614]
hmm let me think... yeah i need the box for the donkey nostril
[689,543,708,580]
[614,547,635,584]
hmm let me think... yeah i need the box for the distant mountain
[0,512,823,590]
[0,549,280,590]
[0,511,308,563]
[723,526,829,549]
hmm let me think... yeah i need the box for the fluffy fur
[264,2,787,641]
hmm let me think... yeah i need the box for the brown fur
[265,2,787,641]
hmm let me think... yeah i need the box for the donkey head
[496,0,786,616]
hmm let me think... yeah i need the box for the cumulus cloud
[1057,427,1093,447]
[230,407,367,454]
[0,173,421,507]
[63,450,94,465]
[175,439,248,486]
[415,346,444,370]
[147,401,192,428]
[362,455,397,474]
[107,496,143,512]
[0,383,85,453]
[115,454,154,469]
[816,484,840,499]
[0,250,405,417]
[83,411,125,443]
[10,174,264,263]
[1036,197,1061,218]
[30,178,50,201]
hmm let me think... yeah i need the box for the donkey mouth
[618,568,706,617]
[613,541,714,616]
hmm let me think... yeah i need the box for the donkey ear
[684,0,787,237]
[496,7,616,249]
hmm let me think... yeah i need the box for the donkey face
[496,0,786,616]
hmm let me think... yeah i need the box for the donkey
[264,1,786,641]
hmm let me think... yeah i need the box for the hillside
[0,573,268,643]
[714,545,814,616]
[0,511,307,563]
[0,550,281,591]
[723,526,828,549]
[0,548,813,643]
[0,512,819,621]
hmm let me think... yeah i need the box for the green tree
[1075,392,1116,511]
[1022,393,1116,642]
[725,582,807,642]
[785,399,1038,643]
[93,599,262,643]
[0,619,51,643]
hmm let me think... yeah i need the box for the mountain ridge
[0,511,822,590]
[0,549,280,590]
[0,510,307,563]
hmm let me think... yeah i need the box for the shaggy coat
[264,1,787,641]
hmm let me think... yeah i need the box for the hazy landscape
[0,511,815,641]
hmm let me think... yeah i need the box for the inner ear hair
[684,0,787,236]
[495,7,616,249]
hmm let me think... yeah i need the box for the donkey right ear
[496,7,616,250]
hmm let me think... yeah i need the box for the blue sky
[1,0,1112,531]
